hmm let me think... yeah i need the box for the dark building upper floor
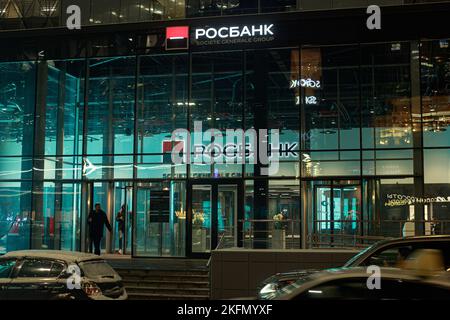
[1,0,450,31]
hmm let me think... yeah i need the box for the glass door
[315,185,332,246]
[191,185,212,254]
[135,187,170,256]
[133,181,186,257]
[112,182,133,254]
[218,185,238,248]
[334,182,361,246]
[189,181,241,256]
[314,180,361,247]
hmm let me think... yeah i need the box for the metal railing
[233,219,450,250]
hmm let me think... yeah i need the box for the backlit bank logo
[166,26,189,50]
[193,24,275,46]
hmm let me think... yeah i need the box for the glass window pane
[300,46,360,150]
[137,54,188,154]
[31,182,82,251]
[261,0,297,12]
[87,56,136,155]
[0,157,32,180]
[83,155,134,180]
[0,61,36,156]
[0,259,16,278]
[17,259,52,277]
[134,181,186,257]
[361,42,413,149]
[302,151,360,177]
[34,156,82,180]
[421,39,450,147]
[0,181,31,254]
[364,178,418,239]
[41,59,85,156]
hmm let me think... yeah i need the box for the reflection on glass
[186,0,257,17]
[134,181,185,257]
[301,46,360,151]
[191,185,211,253]
[87,56,135,155]
[364,178,417,239]
[421,39,450,147]
[42,59,85,156]
[313,182,361,247]
[218,185,237,248]
[0,181,31,254]
[137,54,188,154]
[113,182,133,254]
[0,61,36,157]
[268,180,300,249]
[31,182,81,251]
[361,42,412,149]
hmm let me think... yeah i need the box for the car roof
[2,250,102,264]
[374,235,450,245]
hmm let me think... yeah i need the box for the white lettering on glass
[194,24,274,40]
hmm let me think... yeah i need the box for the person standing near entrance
[88,203,112,255]
[116,204,126,254]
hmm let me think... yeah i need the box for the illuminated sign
[193,24,275,46]
[166,26,189,50]
[162,140,297,161]
[290,78,321,89]
[295,96,317,105]
[384,194,450,207]
[195,24,274,40]
[291,78,320,106]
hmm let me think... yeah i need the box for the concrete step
[121,275,209,282]
[123,279,210,289]
[128,292,210,300]
[117,269,209,277]
[126,286,210,296]
[117,268,210,300]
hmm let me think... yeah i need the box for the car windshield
[80,260,117,279]
[343,246,374,267]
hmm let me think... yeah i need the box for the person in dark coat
[88,203,112,255]
[115,204,126,254]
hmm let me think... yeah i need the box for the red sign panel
[166,26,189,40]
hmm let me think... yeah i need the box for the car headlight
[260,283,278,295]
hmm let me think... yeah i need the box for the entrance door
[112,183,133,254]
[314,180,361,247]
[133,181,186,257]
[84,181,133,254]
[188,181,242,257]
[135,187,171,256]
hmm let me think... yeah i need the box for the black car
[270,267,450,300]
[258,235,450,299]
[0,250,127,300]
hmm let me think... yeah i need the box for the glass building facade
[0,3,449,257]
[1,0,450,30]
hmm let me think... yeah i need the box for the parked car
[269,267,450,300]
[258,235,450,299]
[0,250,127,300]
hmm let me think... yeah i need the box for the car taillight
[82,282,102,297]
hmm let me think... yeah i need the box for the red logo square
[166,26,189,40]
